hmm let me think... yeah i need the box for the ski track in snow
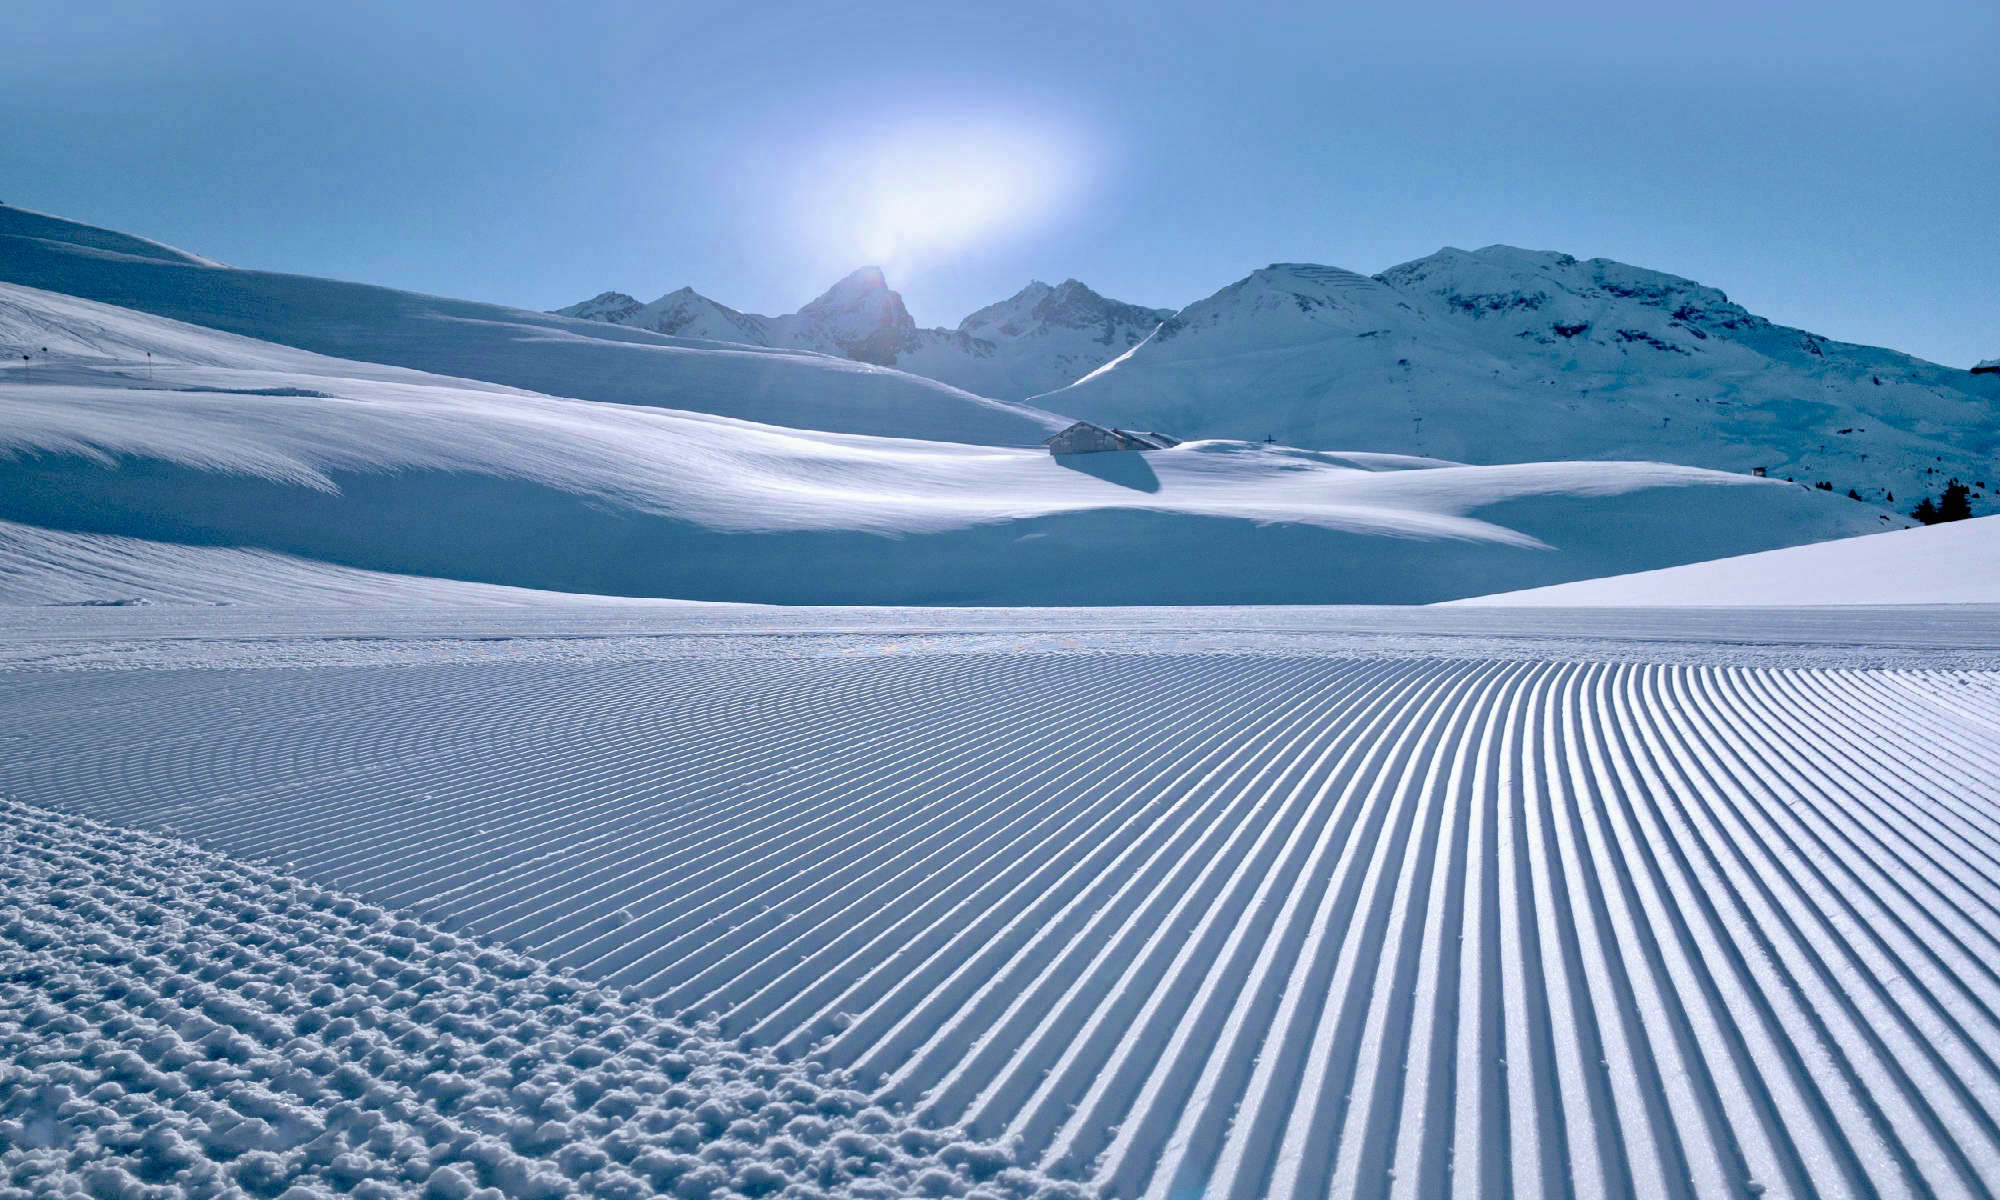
[5,647,1999,1199]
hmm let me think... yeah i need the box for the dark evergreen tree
[1913,497,1941,524]
[1938,479,1973,522]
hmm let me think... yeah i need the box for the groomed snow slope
[0,205,1065,446]
[0,284,1905,605]
[7,638,1998,1199]
[0,799,1079,1200]
[1456,515,2000,606]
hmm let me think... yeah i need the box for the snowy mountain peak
[883,277,1172,398]
[1149,261,1410,351]
[801,265,892,309]
[958,278,1171,345]
[1377,245,1759,336]
[957,281,1055,337]
[786,266,918,366]
[553,290,644,323]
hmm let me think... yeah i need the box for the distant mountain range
[562,249,1998,504]
[555,272,1171,401]
[5,201,1992,507]
[1041,249,1999,506]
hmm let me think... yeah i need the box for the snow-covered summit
[1375,244,1763,340]
[1145,263,1418,356]
[780,265,921,365]
[552,289,644,323]
[959,278,1172,342]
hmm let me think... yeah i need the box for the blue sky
[7,0,1995,365]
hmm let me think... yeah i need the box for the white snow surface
[1038,251,2000,503]
[0,798,1082,1199]
[5,609,1999,1198]
[0,205,1065,446]
[557,274,1170,402]
[1457,514,2000,606]
[0,283,1906,605]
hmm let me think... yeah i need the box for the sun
[796,118,1088,278]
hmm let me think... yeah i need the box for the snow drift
[0,284,1904,605]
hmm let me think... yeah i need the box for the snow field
[5,652,1999,1198]
[0,799,1086,1200]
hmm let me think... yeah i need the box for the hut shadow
[1052,451,1162,493]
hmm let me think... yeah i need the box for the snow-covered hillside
[1042,250,2000,503]
[0,283,1903,605]
[559,272,1169,400]
[1456,513,2000,606]
[0,205,1065,446]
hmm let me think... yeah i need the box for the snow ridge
[0,798,1088,1200]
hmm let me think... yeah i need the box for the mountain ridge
[555,271,1172,398]
[7,201,1993,505]
[1041,244,2000,503]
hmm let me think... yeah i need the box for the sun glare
[795,120,1086,278]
